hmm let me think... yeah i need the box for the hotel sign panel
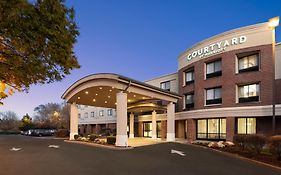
[187,36,247,61]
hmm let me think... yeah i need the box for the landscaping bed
[192,134,281,168]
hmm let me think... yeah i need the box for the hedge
[107,136,116,145]
[269,135,281,160]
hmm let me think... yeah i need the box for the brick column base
[226,117,235,142]
[186,119,196,143]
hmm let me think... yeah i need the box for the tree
[0,0,80,103]
[0,111,19,131]
[19,113,34,131]
[33,102,69,129]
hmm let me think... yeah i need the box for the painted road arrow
[171,149,186,156]
[10,147,22,151]
[48,145,60,149]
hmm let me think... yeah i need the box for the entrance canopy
[62,73,181,109]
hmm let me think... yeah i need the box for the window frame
[237,52,260,73]
[238,83,260,103]
[206,59,222,79]
[107,109,113,116]
[205,87,222,105]
[99,110,104,117]
[90,112,95,117]
[185,68,195,85]
[160,81,171,91]
[185,93,194,109]
[196,118,226,140]
[237,118,256,134]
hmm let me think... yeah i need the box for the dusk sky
[1,0,281,118]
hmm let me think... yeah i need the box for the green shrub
[74,134,79,140]
[107,136,116,145]
[245,134,267,154]
[89,134,99,142]
[269,135,281,161]
[55,129,69,138]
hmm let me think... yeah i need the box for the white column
[167,102,175,142]
[70,103,78,140]
[129,113,134,138]
[116,91,128,147]
[152,110,157,139]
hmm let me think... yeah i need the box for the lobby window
[185,69,194,84]
[108,109,113,116]
[91,112,95,117]
[238,53,259,73]
[206,87,222,105]
[143,122,152,137]
[84,112,88,118]
[206,60,222,78]
[197,118,226,140]
[160,81,170,91]
[185,93,194,109]
[237,118,256,134]
[99,110,104,117]
[238,83,259,103]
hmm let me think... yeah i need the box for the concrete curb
[64,140,134,150]
[181,142,281,172]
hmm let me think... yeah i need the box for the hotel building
[62,18,281,146]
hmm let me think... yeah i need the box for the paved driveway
[0,135,280,175]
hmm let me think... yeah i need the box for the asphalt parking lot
[0,135,280,175]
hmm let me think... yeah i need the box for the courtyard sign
[187,36,247,61]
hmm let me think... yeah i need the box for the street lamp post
[268,16,280,135]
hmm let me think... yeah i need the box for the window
[185,70,194,84]
[84,112,88,118]
[185,93,194,109]
[108,109,113,116]
[143,122,152,137]
[238,83,259,103]
[206,87,222,105]
[197,118,226,140]
[160,81,170,91]
[237,118,256,134]
[206,60,222,78]
[90,112,95,117]
[238,54,259,73]
[99,110,104,116]
[78,113,81,118]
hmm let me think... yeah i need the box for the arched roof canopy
[62,73,181,109]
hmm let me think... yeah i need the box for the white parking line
[48,145,60,149]
[10,147,22,151]
[171,149,186,156]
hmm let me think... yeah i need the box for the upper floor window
[91,112,95,117]
[206,60,222,78]
[185,93,194,109]
[185,69,194,84]
[206,87,222,105]
[84,112,88,118]
[108,109,113,116]
[99,110,104,116]
[238,54,259,73]
[78,113,81,118]
[160,81,170,91]
[238,83,259,103]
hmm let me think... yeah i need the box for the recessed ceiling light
[77,97,80,99]
[109,89,112,92]
[85,91,89,94]
[108,96,110,98]
[93,99,96,102]
[95,93,98,96]
[142,97,145,99]
[105,101,107,103]
[128,99,131,102]
[112,87,115,89]
[133,95,136,97]
[115,102,117,105]
[99,87,103,90]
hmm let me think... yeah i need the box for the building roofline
[144,72,178,82]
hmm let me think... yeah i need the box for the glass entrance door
[143,122,152,137]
